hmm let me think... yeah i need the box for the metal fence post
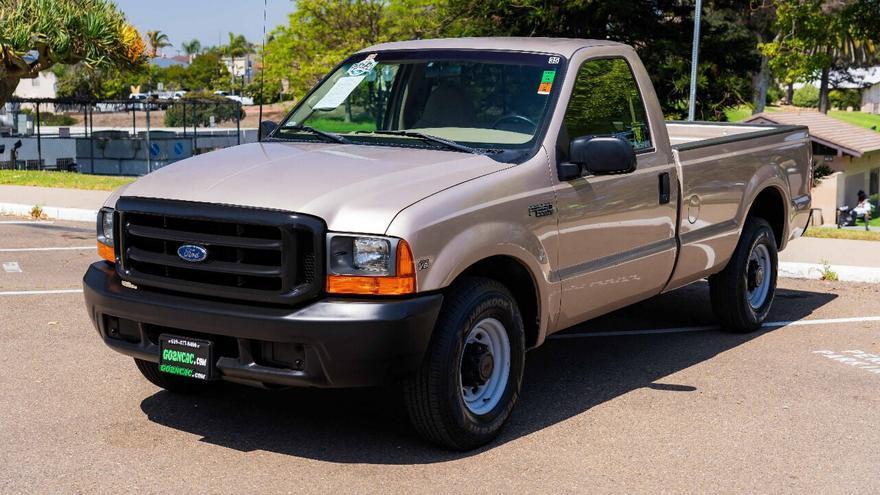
[193,102,198,154]
[182,101,187,138]
[35,101,42,170]
[236,102,241,145]
[145,98,152,172]
[89,103,95,172]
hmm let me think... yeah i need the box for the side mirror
[259,120,279,140]
[558,136,636,180]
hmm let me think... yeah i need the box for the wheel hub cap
[462,343,493,387]
[459,318,511,416]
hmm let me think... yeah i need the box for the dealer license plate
[158,334,213,380]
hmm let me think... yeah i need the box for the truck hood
[115,141,509,233]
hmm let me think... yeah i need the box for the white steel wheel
[746,243,772,309]
[459,317,511,416]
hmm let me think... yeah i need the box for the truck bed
[661,121,812,291]
[666,121,802,150]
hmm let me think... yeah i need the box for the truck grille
[115,197,324,305]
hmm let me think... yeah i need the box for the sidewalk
[780,236,880,283]
[0,185,109,222]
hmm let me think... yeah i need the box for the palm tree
[224,33,252,87]
[146,30,172,58]
[181,39,202,57]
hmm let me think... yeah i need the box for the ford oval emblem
[177,244,208,263]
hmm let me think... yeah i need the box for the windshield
[277,50,566,161]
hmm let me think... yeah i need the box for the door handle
[658,172,671,204]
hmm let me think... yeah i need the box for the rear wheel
[709,217,778,332]
[403,277,525,450]
[134,358,209,394]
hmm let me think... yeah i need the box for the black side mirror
[259,120,279,140]
[558,136,636,180]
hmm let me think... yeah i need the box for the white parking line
[0,246,94,252]
[550,315,880,339]
[0,220,55,225]
[0,289,83,296]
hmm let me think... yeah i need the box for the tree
[224,33,252,88]
[146,30,172,58]
[184,52,229,91]
[0,0,145,106]
[442,0,760,120]
[263,0,448,100]
[762,0,880,113]
[181,39,202,56]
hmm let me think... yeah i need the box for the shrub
[164,93,245,127]
[829,89,862,110]
[812,163,834,187]
[792,85,819,108]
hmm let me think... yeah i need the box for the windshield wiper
[359,130,482,155]
[279,125,351,144]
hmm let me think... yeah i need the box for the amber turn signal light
[327,239,416,295]
[97,242,115,264]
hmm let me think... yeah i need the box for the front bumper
[83,262,442,388]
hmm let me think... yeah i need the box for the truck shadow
[139,282,836,464]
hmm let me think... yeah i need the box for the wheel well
[456,256,540,349]
[748,187,785,247]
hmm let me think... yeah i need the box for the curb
[779,261,880,283]
[0,202,97,223]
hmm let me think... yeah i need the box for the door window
[562,58,652,151]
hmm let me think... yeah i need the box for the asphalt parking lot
[1,215,878,493]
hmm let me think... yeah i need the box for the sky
[114,0,293,55]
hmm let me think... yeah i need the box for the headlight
[327,234,415,295]
[96,208,115,263]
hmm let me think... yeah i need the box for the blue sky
[114,0,293,54]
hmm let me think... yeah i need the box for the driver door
[554,56,678,329]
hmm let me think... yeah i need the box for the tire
[709,217,778,333]
[134,358,209,394]
[403,277,526,450]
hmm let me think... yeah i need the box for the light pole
[687,0,702,121]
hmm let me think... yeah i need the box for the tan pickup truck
[84,37,812,450]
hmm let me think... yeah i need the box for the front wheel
[403,277,525,450]
[709,217,778,333]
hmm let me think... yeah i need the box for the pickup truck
[84,37,812,450]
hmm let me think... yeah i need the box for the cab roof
[358,37,625,58]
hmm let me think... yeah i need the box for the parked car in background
[85,38,812,450]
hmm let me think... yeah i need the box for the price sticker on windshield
[347,53,378,77]
[538,70,556,95]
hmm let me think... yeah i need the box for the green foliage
[443,0,762,120]
[181,39,201,56]
[812,163,833,187]
[263,0,448,101]
[0,0,146,105]
[829,89,862,110]
[766,85,783,105]
[20,109,75,126]
[182,53,229,91]
[163,92,245,127]
[761,0,880,112]
[792,85,819,107]
[146,30,171,58]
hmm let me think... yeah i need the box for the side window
[562,58,652,151]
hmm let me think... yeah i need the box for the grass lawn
[804,226,880,241]
[827,110,880,131]
[723,105,781,123]
[0,170,135,191]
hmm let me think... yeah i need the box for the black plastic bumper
[83,262,442,388]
